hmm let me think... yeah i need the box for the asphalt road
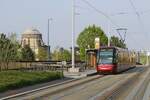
[37,65,148,100]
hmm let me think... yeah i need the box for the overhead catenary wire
[75,5,91,11]
[81,0,119,28]
[128,0,149,49]
[109,9,150,16]
[127,32,145,49]
[81,0,130,45]
[81,0,129,46]
[128,0,147,35]
[80,0,148,49]
[116,28,127,43]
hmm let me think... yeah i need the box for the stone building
[21,28,48,60]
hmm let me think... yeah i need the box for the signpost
[95,37,100,49]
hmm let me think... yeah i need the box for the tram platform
[63,69,97,79]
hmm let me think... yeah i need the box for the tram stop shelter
[86,49,98,69]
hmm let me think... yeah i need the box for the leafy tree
[37,47,48,61]
[8,32,18,44]
[110,36,126,48]
[21,45,35,61]
[77,25,108,60]
[8,33,22,60]
[0,33,19,70]
[62,49,71,61]
[52,47,71,61]
[16,48,23,61]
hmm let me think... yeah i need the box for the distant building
[21,28,48,60]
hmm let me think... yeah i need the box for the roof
[23,28,41,35]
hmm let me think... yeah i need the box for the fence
[0,61,86,71]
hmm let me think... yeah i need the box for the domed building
[21,28,48,60]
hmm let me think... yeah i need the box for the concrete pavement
[63,69,97,79]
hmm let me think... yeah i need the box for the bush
[0,71,63,92]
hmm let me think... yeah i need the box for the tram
[97,46,136,74]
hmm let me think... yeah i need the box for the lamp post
[48,18,52,61]
[71,0,75,69]
[69,0,79,72]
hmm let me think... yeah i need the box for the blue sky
[0,0,150,50]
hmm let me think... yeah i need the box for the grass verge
[0,71,63,92]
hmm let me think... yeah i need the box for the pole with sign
[95,37,100,49]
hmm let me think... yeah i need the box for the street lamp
[72,0,75,69]
[69,0,79,72]
[47,18,53,61]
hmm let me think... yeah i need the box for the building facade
[21,28,48,60]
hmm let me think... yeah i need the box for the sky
[0,0,150,51]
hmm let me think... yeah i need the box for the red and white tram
[97,47,136,74]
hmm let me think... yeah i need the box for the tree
[0,33,19,70]
[8,32,18,44]
[8,33,22,60]
[52,47,71,61]
[77,25,108,60]
[62,49,71,61]
[21,45,35,61]
[110,36,126,48]
[37,47,48,61]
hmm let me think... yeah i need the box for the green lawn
[0,71,63,92]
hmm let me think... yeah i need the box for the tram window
[98,49,114,64]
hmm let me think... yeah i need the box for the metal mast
[47,18,52,61]
[72,0,75,68]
